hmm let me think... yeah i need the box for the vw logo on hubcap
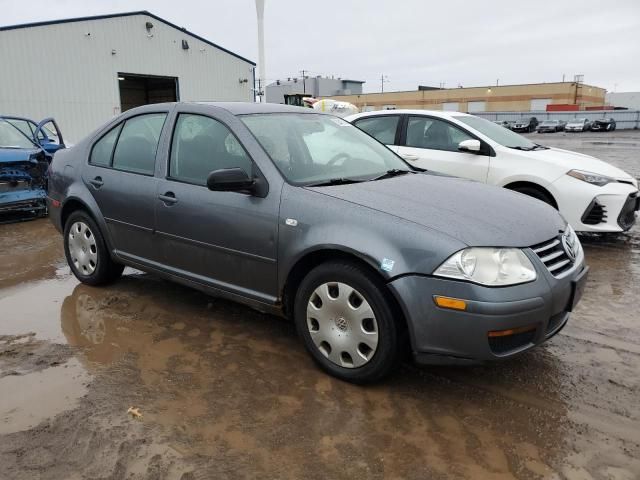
[334,316,349,332]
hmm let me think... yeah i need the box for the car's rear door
[351,114,402,154]
[81,111,169,262]
[396,115,490,182]
[154,107,280,302]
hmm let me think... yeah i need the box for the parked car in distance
[565,118,591,132]
[511,117,538,132]
[493,120,515,130]
[0,118,55,219]
[0,116,66,155]
[347,109,639,233]
[590,117,617,132]
[48,102,589,383]
[537,120,565,133]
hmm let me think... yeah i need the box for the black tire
[63,210,124,286]
[294,261,401,384]
[512,186,555,208]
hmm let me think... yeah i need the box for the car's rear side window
[90,124,122,167]
[112,113,167,175]
[169,114,253,186]
[353,116,400,145]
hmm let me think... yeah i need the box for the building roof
[0,10,255,65]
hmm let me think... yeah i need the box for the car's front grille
[530,234,574,277]
[618,193,639,231]
[488,328,537,355]
[581,200,608,225]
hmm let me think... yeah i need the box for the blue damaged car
[0,117,65,219]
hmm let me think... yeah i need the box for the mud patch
[0,334,74,377]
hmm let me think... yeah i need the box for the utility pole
[380,74,389,93]
[255,0,266,102]
[300,69,308,94]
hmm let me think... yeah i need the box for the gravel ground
[0,129,639,479]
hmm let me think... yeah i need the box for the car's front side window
[406,116,473,152]
[353,115,400,145]
[169,113,253,186]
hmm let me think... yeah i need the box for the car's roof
[125,102,317,116]
[349,109,473,119]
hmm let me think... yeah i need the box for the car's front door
[81,112,168,261]
[397,115,490,182]
[154,112,280,302]
[35,118,66,154]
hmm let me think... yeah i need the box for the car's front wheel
[64,211,123,286]
[294,261,401,383]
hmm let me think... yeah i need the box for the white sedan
[346,110,639,233]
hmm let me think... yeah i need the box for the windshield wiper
[368,169,414,181]
[305,177,366,187]
[531,143,549,150]
[509,145,534,151]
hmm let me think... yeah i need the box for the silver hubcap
[306,282,379,368]
[68,221,98,275]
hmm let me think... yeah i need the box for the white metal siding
[0,14,254,142]
[530,98,552,111]
[442,102,459,111]
[467,101,486,112]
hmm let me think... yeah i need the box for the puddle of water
[0,358,89,435]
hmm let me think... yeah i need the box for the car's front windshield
[569,118,586,123]
[455,115,536,149]
[542,121,558,125]
[0,120,37,149]
[241,113,412,185]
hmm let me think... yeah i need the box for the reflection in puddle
[0,358,89,435]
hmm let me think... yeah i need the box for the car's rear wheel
[294,261,400,383]
[64,211,123,286]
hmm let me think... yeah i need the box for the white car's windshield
[455,115,537,149]
[569,118,586,123]
[0,120,37,149]
[542,121,559,125]
[241,113,412,185]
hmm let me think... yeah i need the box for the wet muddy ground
[1,130,639,479]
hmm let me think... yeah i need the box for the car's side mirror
[207,168,255,193]
[458,139,481,153]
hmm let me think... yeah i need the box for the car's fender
[276,184,466,292]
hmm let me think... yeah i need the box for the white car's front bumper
[550,175,639,232]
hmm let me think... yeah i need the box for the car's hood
[524,147,634,180]
[565,123,584,127]
[307,173,565,247]
[0,147,41,163]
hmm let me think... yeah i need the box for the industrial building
[325,82,606,113]
[266,76,364,104]
[606,92,640,110]
[0,11,255,142]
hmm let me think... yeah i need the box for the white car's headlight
[567,169,615,186]
[433,248,537,286]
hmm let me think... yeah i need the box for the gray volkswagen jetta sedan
[47,102,588,383]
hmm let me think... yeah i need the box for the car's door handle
[158,192,178,205]
[89,176,104,188]
[402,154,419,161]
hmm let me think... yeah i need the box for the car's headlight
[567,169,615,186]
[433,248,537,286]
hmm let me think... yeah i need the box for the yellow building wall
[325,82,606,112]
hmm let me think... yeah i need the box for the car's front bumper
[0,188,47,215]
[388,253,587,364]
[550,175,639,232]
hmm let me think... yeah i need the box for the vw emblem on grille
[561,230,577,261]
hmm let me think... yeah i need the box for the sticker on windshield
[381,258,395,272]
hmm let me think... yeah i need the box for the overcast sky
[2,0,639,93]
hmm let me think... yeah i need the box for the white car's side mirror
[458,139,481,153]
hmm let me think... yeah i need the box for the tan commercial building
[325,82,606,112]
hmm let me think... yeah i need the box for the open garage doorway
[118,73,179,112]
